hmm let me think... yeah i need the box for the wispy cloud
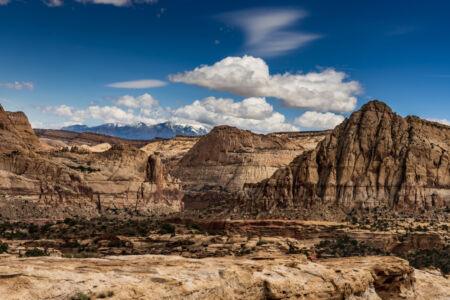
[0,0,159,7]
[219,8,321,57]
[388,26,414,36]
[75,0,157,6]
[43,0,63,7]
[107,79,167,89]
[0,81,34,90]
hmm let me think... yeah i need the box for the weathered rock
[173,126,329,193]
[239,100,450,212]
[0,255,447,300]
[0,106,183,218]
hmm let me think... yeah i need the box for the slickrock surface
[0,255,447,300]
[239,100,450,212]
[173,126,329,193]
[0,105,183,218]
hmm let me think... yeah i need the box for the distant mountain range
[62,121,209,140]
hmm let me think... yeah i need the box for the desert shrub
[158,223,175,234]
[314,236,384,258]
[71,292,90,300]
[401,246,450,274]
[107,239,127,248]
[97,291,114,298]
[0,242,8,254]
[24,247,48,257]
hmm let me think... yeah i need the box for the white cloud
[173,96,298,132]
[220,8,320,57]
[43,0,63,6]
[427,118,450,126]
[38,93,299,133]
[75,0,157,6]
[114,93,158,108]
[53,104,74,117]
[107,79,167,89]
[294,111,345,129]
[0,81,34,90]
[30,121,44,128]
[0,0,10,5]
[169,55,361,113]
[51,104,138,124]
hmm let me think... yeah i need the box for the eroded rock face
[173,125,329,192]
[1,255,447,300]
[0,105,183,217]
[239,100,450,212]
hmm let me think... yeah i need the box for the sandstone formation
[140,135,200,168]
[0,105,183,218]
[174,126,329,192]
[0,255,448,300]
[239,101,450,212]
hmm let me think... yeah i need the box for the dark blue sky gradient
[0,0,449,127]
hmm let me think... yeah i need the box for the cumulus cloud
[169,56,361,113]
[294,111,345,129]
[220,8,320,57]
[114,93,158,108]
[107,79,167,89]
[427,118,450,126]
[0,81,34,90]
[37,93,298,133]
[50,104,138,124]
[0,0,11,5]
[172,96,298,132]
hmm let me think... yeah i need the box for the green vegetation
[97,291,114,298]
[158,223,175,235]
[71,292,90,300]
[0,242,8,254]
[401,246,450,274]
[24,247,48,257]
[314,236,383,258]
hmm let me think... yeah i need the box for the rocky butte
[238,100,450,213]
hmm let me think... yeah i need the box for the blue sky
[0,0,449,132]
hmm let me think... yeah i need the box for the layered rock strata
[173,126,329,193]
[0,105,183,217]
[239,101,450,212]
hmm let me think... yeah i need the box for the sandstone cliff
[0,105,183,218]
[239,100,450,212]
[173,125,329,192]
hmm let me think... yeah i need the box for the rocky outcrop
[239,101,450,212]
[140,135,200,168]
[173,126,329,192]
[1,255,448,300]
[5,111,41,147]
[0,105,183,218]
